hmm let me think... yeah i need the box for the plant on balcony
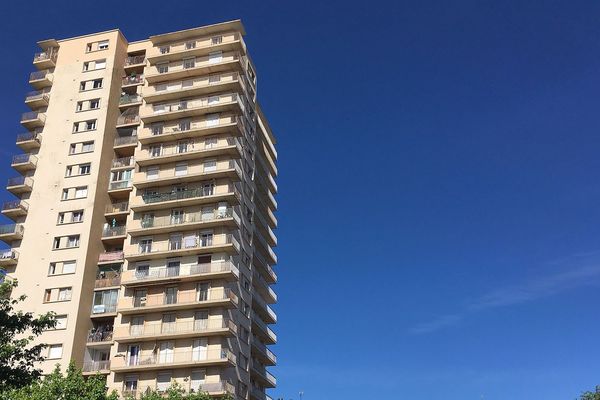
[2,361,118,400]
[127,381,232,400]
[0,280,56,393]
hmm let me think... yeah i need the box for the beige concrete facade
[2,20,277,400]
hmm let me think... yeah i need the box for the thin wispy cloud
[410,260,600,334]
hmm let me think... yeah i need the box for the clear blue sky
[1,1,600,399]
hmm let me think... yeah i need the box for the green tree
[579,386,600,400]
[3,361,119,400]
[0,279,56,392]
[128,381,232,400]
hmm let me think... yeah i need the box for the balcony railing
[125,55,146,66]
[136,159,240,184]
[0,250,18,261]
[0,224,24,236]
[254,340,277,364]
[12,153,37,165]
[108,180,132,191]
[98,251,124,263]
[2,200,28,213]
[122,260,238,284]
[122,75,144,86]
[128,233,238,257]
[102,225,126,237]
[140,138,238,160]
[95,274,121,288]
[82,360,110,372]
[117,114,140,126]
[119,94,142,105]
[114,135,138,146]
[112,156,134,168]
[149,93,239,116]
[124,381,234,399]
[21,111,45,123]
[87,329,114,343]
[141,185,235,205]
[106,201,129,214]
[120,288,237,310]
[16,131,42,144]
[7,176,33,187]
[29,69,52,81]
[33,50,58,64]
[136,208,233,230]
[114,318,235,339]
[112,348,235,369]
[91,303,117,315]
[25,89,50,103]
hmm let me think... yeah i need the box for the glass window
[48,344,63,359]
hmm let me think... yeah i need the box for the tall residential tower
[1,20,278,400]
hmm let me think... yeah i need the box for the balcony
[101,225,127,243]
[91,303,117,316]
[82,360,110,375]
[112,156,135,169]
[1,200,29,219]
[119,93,143,108]
[140,93,242,124]
[122,260,239,286]
[116,111,140,128]
[11,154,37,173]
[128,208,238,237]
[33,48,58,69]
[252,340,277,366]
[114,135,138,148]
[145,51,246,84]
[118,288,238,314]
[138,115,243,145]
[24,89,50,109]
[125,55,146,68]
[134,160,241,189]
[20,111,46,129]
[105,201,129,216]
[29,69,53,89]
[147,32,245,63]
[7,176,33,194]
[122,74,144,87]
[111,348,235,372]
[144,71,245,103]
[253,271,277,304]
[0,224,24,243]
[0,250,19,266]
[131,185,240,213]
[251,362,277,388]
[94,273,121,289]
[253,291,277,324]
[251,387,273,400]
[108,180,133,195]
[251,311,277,345]
[124,381,234,399]
[98,251,124,264]
[113,318,236,343]
[16,131,42,151]
[126,233,239,262]
[87,329,114,344]
[137,137,240,167]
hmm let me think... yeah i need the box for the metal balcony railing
[130,233,238,256]
[151,93,238,115]
[105,201,129,214]
[94,274,121,288]
[91,303,117,314]
[122,75,144,86]
[114,135,138,146]
[0,250,18,261]
[108,180,132,191]
[29,69,51,81]
[98,251,124,263]
[137,208,233,230]
[122,260,238,283]
[112,348,235,368]
[114,318,235,339]
[119,94,142,105]
[102,225,126,237]
[2,200,28,212]
[112,156,134,168]
[7,176,32,187]
[87,328,113,343]
[125,55,145,66]
[141,186,232,205]
[12,154,37,165]
[25,89,50,103]
[21,111,45,122]
[16,131,42,144]
[142,138,238,160]
[117,113,140,126]
[0,224,24,235]
[82,360,110,372]
[33,49,58,63]
[120,288,237,309]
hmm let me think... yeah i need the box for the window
[57,211,83,224]
[156,372,171,392]
[44,287,72,302]
[179,119,191,131]
[208,95,219,105]
[59,287,72,300]
[185,41,196,49]
[73,119,97,133]
[79,78,103,91]
[93,79,102,88]
[183,58,195,69]
[208,74,221,84]
[54,315,67,330]
[164,287,177,305]
[47,344,63,359]
[204,160,217,172]
[124,376,138,394]
[79,164,91,175]
[139,238,152,253]
[149,145,162,157]
[146,166,159,180]
[205,113,219,126]
[72,210,84,222]
[240,326,249,343]
[159,46,170,54]
[98,40,109,50]
[86,120,97,130]
[95,59,106,69]
[157,63,169,74]
[86,40,108,52]
[175,163,187,176]
[241,300,250,317]
[190,370,206,392]
[169,234,182,250]
[239,353,248,370]
[90,99,100,109]
[48,260,76,275]
[75,186,88,198]
[69,141,95,155]
[208,51,223,64]
[62,186,87,201]
[151,123,163,136]
[211,36,223,45]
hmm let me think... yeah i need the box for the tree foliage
[579,386,600,400]
[2,361,118,400]
[0,279,56,392]
[126,382,233,400]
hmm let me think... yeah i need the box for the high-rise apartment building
[0,20,278,400]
